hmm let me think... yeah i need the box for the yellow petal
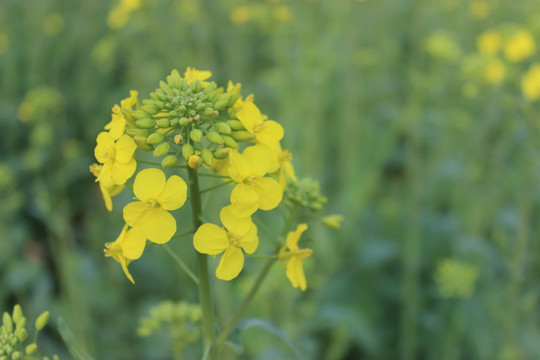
[193,223,229,255]
[286,223,308,252]
[230,183,259,217]
[216,246,244,280]
[239,223,258,254]
[220,205,252,235]
[99,182,113,212]
[156,175,187,210]
[121,228,147,260]
[286,256,307,291]
[105,113,125,140]
[256,120,283,150]
[123,201,147,228]
[94,132,115,163]
[119,257,135,284]
[111,157,136,184]
[254,177,282,211]
[140,208,176,244]
[236,102,261,133]
[228,150,251,182]
[115,134,137,164]
[243,145,270,177]
[133,168,166,202]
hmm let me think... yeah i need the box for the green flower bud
[182,144,194,160]
[168,69,181,88]
[3,312,13,333]
[165,102,173,110]
[25,344,37,355]
[231,131,255,141]
[190,129,203,143]
[156,119,170,128]
[35,312,49,331]
[213,148,229,159]
[203,82,217,94]
[228,94,241,107]
[153,143,170,158]
[15,328,27,342]
[131,110,149,120]
[161,155,178,168]
[179,79,188,91]
[206,90,217,101]
[222,136,238,149]
[157,92,168,102]
[188,155,202,169]
[188,109,197,117]
[11,306,22,324]
[135,119,156,129]
[202,108,217,118]
[201,149,213,167]
[159,80,171,93]
[309,203,323,211]
[146,133,164,145]
[142,99,153,106]
[11,351,22,360]
[322,215,343,229]
[15,318,26,331]
[190,81,202,93]
[153,100,165,109]
[134,136,153,151]
[179,117,190,127]
[214,93,232,104]
[227,120,245,131]
[206,131,224,145]
[196,102,206,112]
[169,118,179,126]
[174,134,183,145]
[169,110,178,117]
[215,122,232,135]
[142,105,159,115]
[126,128,149,137]
[150,92,159,101]
[213,100,228,112]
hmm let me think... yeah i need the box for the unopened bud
[134,136,153,151]
[16,328,27,342]
[182,144,194,160]
[135,119,155,129]
[202,108,216,117]
[188,155,202,169]
[190,81,202,93]
[231,131,255,141]
[193,114,201,121]
[161,155,178,168]
[25,344,37,355]
[213,100,228,112]
[322,215,343,230]
[35,311,49,331]
[206,131,224,145]
[11,351,22,360]
[215,122,231,135]
[213,148,229,159]
[227,120,245,131]
[196,102,206,112]
[169,118,179,126]
[3,312,13,333]
[174,134,183,145]
[156,119,170,128]
[201,149,213,166]
[222,136,238,149]
[153,143,170,157]
[126,128,149,137]
[141,105,159,115]
[190,129,203,142]
[12,305,22,324]
[179,117,190,126]
[146,133,164,145]
[15,318,26,331]
[131,110,149,120]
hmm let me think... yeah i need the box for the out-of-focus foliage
[2,0,540,359]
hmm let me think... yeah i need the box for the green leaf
[57,318,95,360]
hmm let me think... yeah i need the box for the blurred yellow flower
[504,30,535,63]
[279,224,312,291]
[184,67,212,87]
[0,32,9,55]
[105,224,147,284]
[107,7,130,30]
[105,90,138,140]
[521,64,540,101]
[322,214,343,229]
[434,259,478,298]
[230,6,252,24]
[236,102,284,150]
[469,0,489,19]
[423,32,461,61]
[193,206,258,280]
[483,58,506,85]
[94,132,137,184]
[43,14,65,37]
[273,6,292,21]
[121,0,141,11]
[123,168,187,244]
[90,163,124,211]
[477,31,501,55]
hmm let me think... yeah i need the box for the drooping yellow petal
[121,228,147,260]
[238,223,258,254]
[156,175,187,210]
[228,150,251,183]
[115,134,137,164]
[123,201,147,228]
[94,132,115,163]
[243,145,270,177]
[133,168,166,202]
[236,102,261,133]
[193,223,229,255]
[99,182,113,212]
[119,257,135,284]
[111,158,136,184]
[140,208,176,244]
[254,177,282,211]
[220,205,252,235]
[230,183,259,217]
[216,246,244,280]
[286,256,307,291]
[286,223,308,252]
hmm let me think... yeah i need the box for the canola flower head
[279,224,312,291]
[236,102,283,150]
[469,0,489,19]
[123,168,187,244]
[285,177,327,211]
[230,6,252,24]
[521,63,540,101]
[105,224,147,283]
[477,31,501,56]
[434,259,479,299]
[194,206,258,280]
[90,163,124,211]
[184,67,212,87]
[504,29,535,63]
[94,132,137,185]
[105,90,138,140]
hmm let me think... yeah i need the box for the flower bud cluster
[284,177,327,211]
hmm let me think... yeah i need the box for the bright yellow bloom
[193,206,258,280]
[228,93,254,117]
[228,145,283,217]
[94,132,137,185]
[104,224,147,284]
[477,31,501,56]
[123,168,187,244]
[279,224,312,291]
[236,102,284,150]
[90,163,124,211]
[522,64,540,101]
[105,90,138,140]
[504,30,535,63]
[267,144,297,188]
[483,59,506,85]
[184,67,212,87]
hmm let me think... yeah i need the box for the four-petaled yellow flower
[90,163,124,211]
[94,131,137,185]
[279,224,312,291]
[504,30,535,63]
[236,102,284,150]
[193,206,258,280]
[228,145,283,217]
[105,90,138,140]
[184,67,212,87]
[105,224,147,284]
[123,168,187,244]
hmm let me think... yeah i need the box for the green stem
[171,228,195,239]
[163,244,199,285]
[198,173,230,179]
[245,254,279,260]
[217,259,276,344]
[187,166,217,357]
[200,180,233,194]
[135,159,162,166]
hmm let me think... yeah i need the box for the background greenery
[2,0,540,359]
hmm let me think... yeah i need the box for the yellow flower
[123,168,187,244]
[483,59,506,85]
[230,6,251,24]
[105,90,138,140]
[193,206,258,280]
[469,0,489,19]
[236,102,284,150]
[279,224,312,291]
[184,67,212,87]
[90,163,124,211]
[228,145,283,217]
[228,93,254,117]
[104,224,147,284]
[94,132,137,185]
[477,31,501,56]
[504,30,535,63]
[522,64,540,101]
[267,144,297,188]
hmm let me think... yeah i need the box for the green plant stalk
[187,166,217,357]
[217,259,276,344]
[163,244,199,285]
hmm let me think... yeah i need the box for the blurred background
[2,0,540,359]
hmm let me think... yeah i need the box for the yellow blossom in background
[43,14,65,37]
[273,6,292,21]
[483,58,506,85]
[228,145,283,217]
[184,67,212,87]
[236,102,284,150]
[0,32,8,55]
[469,0,489,19]
[194,206,258,280]
[121,0,141,11]
[94,132,137,184]
[123,168,187,244]
[504,30,535,63]
[107,7,130,30]
[423,32,461,61]
[105,224,147,283]
[521,64,540,101]
[90,164,124,211]
[322,214,343,229]
[434,259,479,298]
[477,31,501,56]
[230,6,252,24]
[105,90,138,140]
[279,224,312,291]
